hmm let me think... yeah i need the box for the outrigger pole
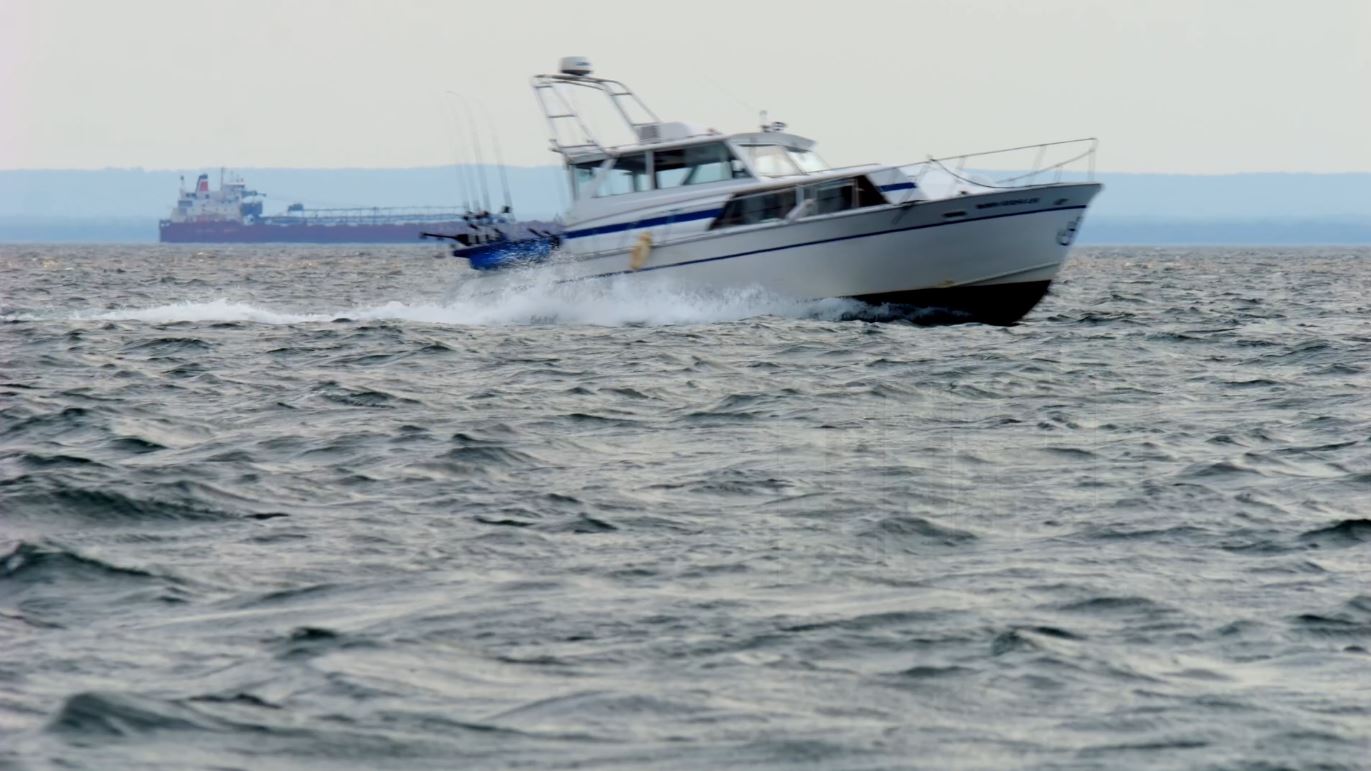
[444,91,477,215]
[482,102,516,214]
[464,101,493,213]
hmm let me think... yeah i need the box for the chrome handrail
[899,137,1098,190]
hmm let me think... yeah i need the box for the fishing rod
[444,100,474,214]
[444,91,480,215]
[480,100,515,215]
[458,98,492,214]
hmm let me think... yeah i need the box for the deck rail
[898,137,1098,191]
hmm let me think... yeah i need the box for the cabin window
[599,153,650,196]
[712,176,884,230]
[653,143,744,189]
[571,162,601,197]
[711,188,798,229]
[810,176,887,215]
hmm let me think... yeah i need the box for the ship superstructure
[166,171,264,226]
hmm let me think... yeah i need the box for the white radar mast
[531,57,660,158]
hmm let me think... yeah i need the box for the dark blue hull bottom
[852,280,1053,326]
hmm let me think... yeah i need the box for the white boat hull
[492,183,1101,325]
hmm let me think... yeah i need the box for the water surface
[2,245,1369,769]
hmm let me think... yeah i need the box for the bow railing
[899,137,1098,192]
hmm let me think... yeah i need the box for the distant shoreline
[4,217,1370,247]
[3,166,1369,246]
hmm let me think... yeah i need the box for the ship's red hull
[158,220,472,244]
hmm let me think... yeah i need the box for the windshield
[738,145,799,177]
[738,144,828,177]
[789,149,829,173]
[654,143,745,188]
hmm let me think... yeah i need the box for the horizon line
[4,165,1371,178]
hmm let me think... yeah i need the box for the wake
[7,271,872,327]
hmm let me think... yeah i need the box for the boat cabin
[533,58,922,254]
[566,129,831,200]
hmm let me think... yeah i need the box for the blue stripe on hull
[565,208,721,240]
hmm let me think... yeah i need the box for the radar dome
[559,56,593,77]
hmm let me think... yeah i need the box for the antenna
[704,73,757,124]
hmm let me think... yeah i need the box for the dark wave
[856,514,978,547]
[1,480,239,522]
[48,692,235,737]
[120,336,213,355]
[1298,518,1371,547]
[315,381,421,408]
[1,541,158,585]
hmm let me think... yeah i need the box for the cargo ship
[158,170,553,244]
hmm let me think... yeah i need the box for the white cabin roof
[562,128,818,164]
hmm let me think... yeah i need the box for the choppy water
[2,244,1369,770]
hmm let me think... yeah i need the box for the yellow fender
[629,232,652,271]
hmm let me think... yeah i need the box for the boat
[158,170,558,244]
[453,56,1103,325]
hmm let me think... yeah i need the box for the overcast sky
[3,0,1368,174]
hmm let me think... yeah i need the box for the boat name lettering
[975,197,1040,210]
